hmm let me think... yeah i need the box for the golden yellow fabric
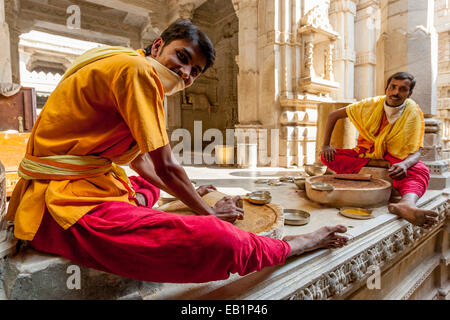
[61,46,140,83]
[18,154,135,200]
[346,96,424,160]
[6,48,169,241]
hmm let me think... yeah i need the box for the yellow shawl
[16,45,143,188]
[346,96,424,160]
[61,45,140,82]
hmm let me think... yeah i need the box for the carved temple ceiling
[7,0,220,46]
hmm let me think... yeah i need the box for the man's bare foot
[388,202,438,228]
[283,225,348,257]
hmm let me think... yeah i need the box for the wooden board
[0,161,6,223]
[0,87,36,132]
[157,191,285,239]
[0,132,30,196]
[334,173,372,181]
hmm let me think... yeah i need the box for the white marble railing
[437,98,450,161]
[20,70,62,94]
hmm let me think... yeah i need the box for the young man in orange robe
[6,19,348,283]
[321,72,438,229]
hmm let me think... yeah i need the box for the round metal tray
[339,207,374,220]
[268,179,282,186]
[283,209,310,226]
[246,191,272,205]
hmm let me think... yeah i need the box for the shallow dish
[279,176,294,183]
[247,191,272,205]
[293,177,306,190]
[310,182,334,191]
[305,164,327,176]
[268,179,282,186]
[283,209,310,226]
[339,207,374,220]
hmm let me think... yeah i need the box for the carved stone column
[0,0,12,83]
[4,0,20,84]
[378,0,449,189]
[329,0,358,101]
[354,0,379,100]
[9,25,20,84]
[232,0,259,126]
[421,117,450,189]
[232,0,264,166]
[179,3,196,20]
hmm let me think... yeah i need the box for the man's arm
[322,107,349,162]
[388,149,422,180]
[134,144,243,221]
[130,153,217,198]
[130,153,176,197]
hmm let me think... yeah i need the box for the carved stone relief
[286,198,448,300]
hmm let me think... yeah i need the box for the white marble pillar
[329,0,358,101]
[233,0,259,125]
[4,0,20,85]
[354,0,380,100]
[378,0,438,115]
[379,0,448,189]
[0,0,12,83]
[9,25,20,84]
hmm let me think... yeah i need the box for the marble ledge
[142,188,449,300]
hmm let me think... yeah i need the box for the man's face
[385,78,413,107]
[151,37,207,88]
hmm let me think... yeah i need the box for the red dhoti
[320,149,430,198]
[29,176,291,283]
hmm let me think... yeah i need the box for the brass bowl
[310,182,334,191]
[293,177,306,190]
[247,191,272,205]
[305,164,327,176]
[284,209,310,226]
[268,179,282,186]
[254,179,269,184]
[279,176,294,183]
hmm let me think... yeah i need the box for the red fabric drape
[30,176,291,283]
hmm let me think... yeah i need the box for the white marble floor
[123,164,403,239]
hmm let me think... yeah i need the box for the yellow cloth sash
[18,154,135,196]
[346,96,424,160]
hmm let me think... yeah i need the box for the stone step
[0,247,160,300]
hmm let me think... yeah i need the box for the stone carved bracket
[237,194,448,300]
[285,198,449,300]
[300,1,334,33]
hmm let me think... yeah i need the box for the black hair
[385,72,416,91]
[144,19,215,73]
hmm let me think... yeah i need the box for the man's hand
[212,196,244,223]
[322,145,336,162]
[388,162,408,180]
[196,185,217,197]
